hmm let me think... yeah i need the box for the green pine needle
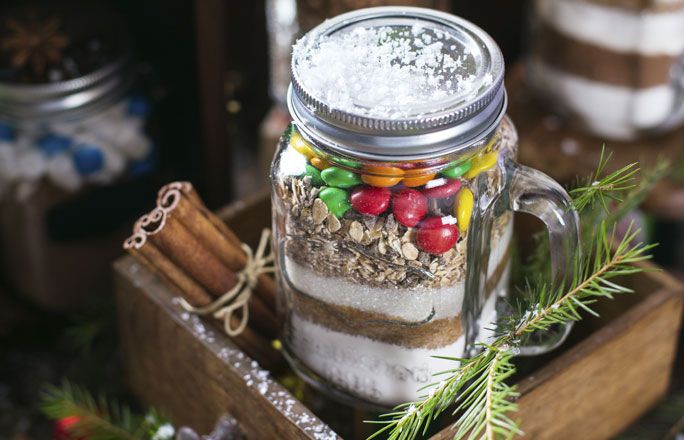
[41,381,172,440]
[569,146,639,213]
[369,149,660,440]
[369,223,653,440]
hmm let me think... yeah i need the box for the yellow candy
[464,151,498,179]
[454,187,474,232]
[290,131,315,159]
[310,157,331,170]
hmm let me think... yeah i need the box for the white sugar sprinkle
[294,24,480,119]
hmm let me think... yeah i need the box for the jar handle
[505,159,581,355]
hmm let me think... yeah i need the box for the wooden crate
[115,194,684,439]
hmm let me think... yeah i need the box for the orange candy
[402,170,437,187]
[310,157,332,170]
[361,165,404,187]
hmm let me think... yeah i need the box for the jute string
[178,229,274,336]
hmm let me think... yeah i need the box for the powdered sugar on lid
[293,22,490,120]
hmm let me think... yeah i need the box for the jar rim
[289,85,507,162]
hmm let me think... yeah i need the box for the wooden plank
[116,256,339,439]
[514,289,682,439]
[432,269,684,440]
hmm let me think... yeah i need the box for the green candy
[321,166,362,188]
[319,187,351,218]
[441,159,473,179]
[303,164,324,186]
[335,157,362,169]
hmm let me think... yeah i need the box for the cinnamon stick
[158,182,242,246]
[123,233,280,370]
[148,210,239,295]
[158,185,277,311]
[146,210,278,338]
[161,189,244,269]
[124,182,283,367]
[124,234,212,307]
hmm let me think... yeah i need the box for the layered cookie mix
[272,119,517,405]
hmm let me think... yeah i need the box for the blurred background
[0,0,682,438]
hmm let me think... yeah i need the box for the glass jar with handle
[271,6,580,408]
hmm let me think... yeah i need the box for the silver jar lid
[288,6,506,160]
[0,56,132,124]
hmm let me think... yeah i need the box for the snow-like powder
[293,24,491,119]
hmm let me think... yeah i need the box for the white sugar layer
[289,287,500,406]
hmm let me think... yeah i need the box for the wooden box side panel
[115,257,338,439]
[117,267,220,432]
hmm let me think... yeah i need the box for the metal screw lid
[0,56,132,124]
[288,6,506,160]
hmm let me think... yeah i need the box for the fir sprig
[41,381,173,440]
[370,150,660,440]
[453,347,520,440]
[605,157,669,227]
[569,147,639,213]
[370,222,653,440]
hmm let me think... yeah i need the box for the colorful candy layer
[288,129,500,255]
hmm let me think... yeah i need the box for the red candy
[392,189,428,227]
[351,186,391,216]
[421,178,461,199]
[416,216,459,254]
[54,416,85,440]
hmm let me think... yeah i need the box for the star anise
[2,15,69,76]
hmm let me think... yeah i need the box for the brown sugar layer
[534,24,677,89]
[289,284,464,350]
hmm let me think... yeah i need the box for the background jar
[526,0,684,140]
[271,7,579,408]
[0,5,157,309]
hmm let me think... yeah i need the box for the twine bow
[178,229,275,336]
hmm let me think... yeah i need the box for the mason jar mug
[271,7,580,408]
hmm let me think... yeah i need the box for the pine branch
[605,157,669,227]
[370,148,660,440]
[41,381,172,440]
[458,348,519,440]
[569,147,639,213]
[370,223,653,440]
[508,223,654,338]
